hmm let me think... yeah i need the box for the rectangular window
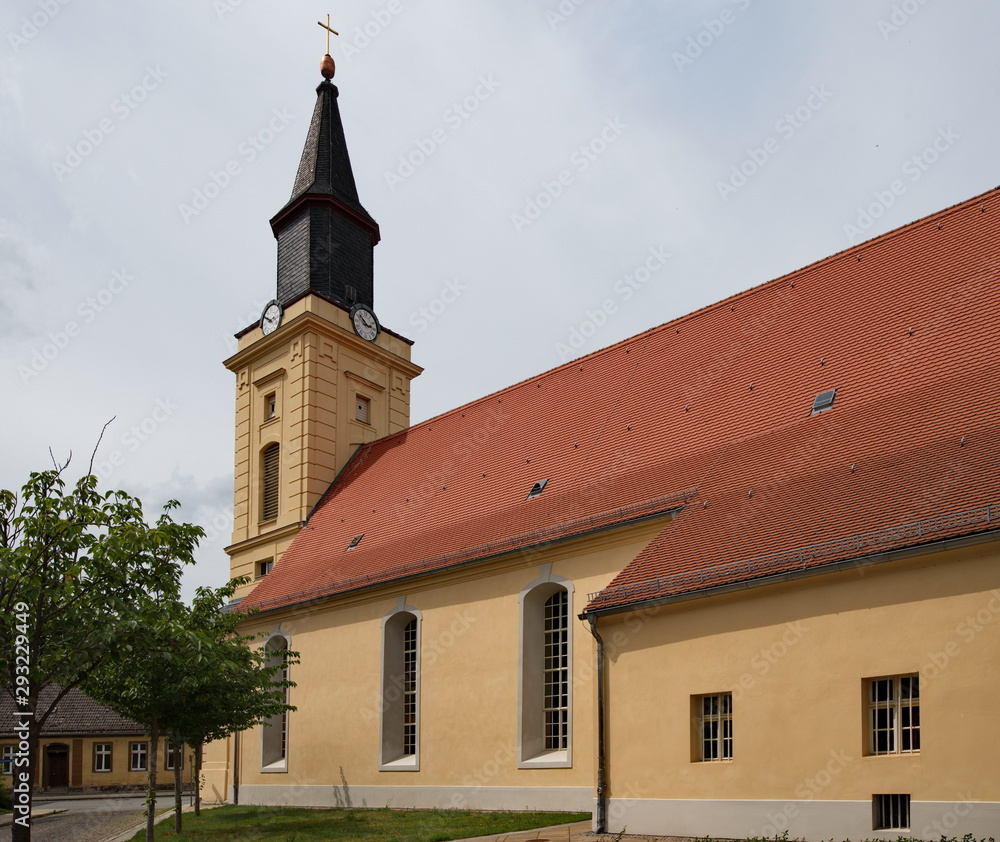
[698,693,733,761]
[355,395,370,424]
[873,794,911,830]
[868,674,919,755]
[165,741,183,771]
[129,741,147,772]
[265,393,277,420]
[94,743,112,773]
[1,745,14,775]
[258,559,274,578]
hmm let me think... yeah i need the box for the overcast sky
[2,0,998,599]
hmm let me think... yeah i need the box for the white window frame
[1,745,14,775]
[379,603,421,771]
[697,693,733,761]
[94,742,112,773]
[518,567,574,768]
[129,741,147,772]
[261,632,291,772]
[867,674,919,756]
[165,740,183,771]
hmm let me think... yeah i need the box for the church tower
[224,52,421,596]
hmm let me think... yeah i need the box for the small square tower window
[356,395,371,424]
[258,559,274,578]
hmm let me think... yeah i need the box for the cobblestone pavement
[0,808,149,842]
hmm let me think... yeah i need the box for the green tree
[86,581,296,840]
[166,580,296,829]
[0,464,201,842]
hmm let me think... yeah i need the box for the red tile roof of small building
[241,187,1000,615]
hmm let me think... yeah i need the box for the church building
[202,50,1000,841]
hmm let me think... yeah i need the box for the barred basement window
[129,742,147,772]
[873,794,910,830]
[698,693,733,761]
[543,590,569,751]
[93,743,112,773]
[868,675,919,755]
[261,443,280,521]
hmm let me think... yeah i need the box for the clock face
[351,305,380,342]
[260,301,283,336]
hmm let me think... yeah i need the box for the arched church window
[261,635,290,771]
[380,608,420,770]
[518,574,574,767]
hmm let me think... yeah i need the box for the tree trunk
[173,737,183,834]
[146,718,159,842]
[10,698,37,842]
[194,743,203,816]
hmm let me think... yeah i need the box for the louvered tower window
[261,444,280,521]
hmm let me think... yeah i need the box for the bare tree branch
[88,417,116,477]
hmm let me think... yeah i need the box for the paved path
[0,795,181,842]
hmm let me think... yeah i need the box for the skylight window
[811,389,837,415]
[527,479,549,500]
[346,533,364,551]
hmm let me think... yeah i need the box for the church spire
[269,44,380,312]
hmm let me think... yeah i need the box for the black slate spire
[270,72,380,311]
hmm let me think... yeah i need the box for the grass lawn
[131,806,590,841]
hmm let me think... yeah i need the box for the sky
[2,0,999,600]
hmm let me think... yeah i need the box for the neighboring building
[202,53,1000,840]
[0,687,189,792]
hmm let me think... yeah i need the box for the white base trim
[238,784,591,812]
[603,797,1000,841]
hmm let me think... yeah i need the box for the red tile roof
[0,686,144,737]
[241,187,1000,615]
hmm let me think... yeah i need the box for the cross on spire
[318,14,339,55]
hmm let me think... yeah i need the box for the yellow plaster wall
[601,540,1000,804]
[202,518,669,801]
[0,736,191,790]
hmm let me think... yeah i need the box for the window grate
[874,793,910,830]
[543,590,570,750]
[699,693,733,761]
[261,444,280,521]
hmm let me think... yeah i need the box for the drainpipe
[586,615,607,834]
[232,730,240,805]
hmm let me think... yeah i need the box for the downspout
[586,615,607,834]
[232,729,240,805]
